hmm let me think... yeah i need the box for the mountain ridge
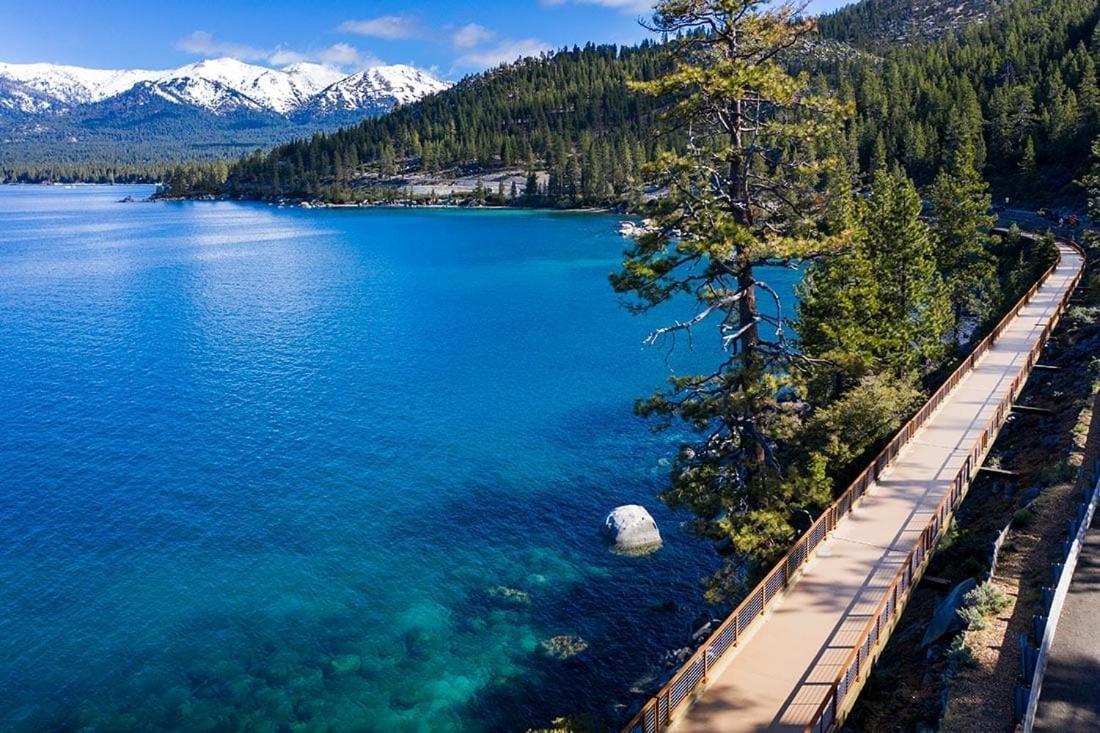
[0,57,448,116]
[0,58,450,164]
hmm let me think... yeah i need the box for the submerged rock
[691,615,720,642]
[540,635,589,660]
[287,666,324,693]
[604,505,662,554]
[328,654,361,677]
[648,600,679,614]
[488,586,531,605]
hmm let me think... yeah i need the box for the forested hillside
[1,162,168,184]
[179,0,1100,208]
[224,42,671,204]
[817,0,998,47]
[825,0,1100,197]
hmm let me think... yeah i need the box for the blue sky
[0,0,855,76]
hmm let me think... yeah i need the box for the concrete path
[672,244,1084,733]
[1033,511,1100,732]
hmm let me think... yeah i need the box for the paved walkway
[672,244,1084,733]
[1034,511,1100,732]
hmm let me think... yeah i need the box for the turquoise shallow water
[0,186,799,732]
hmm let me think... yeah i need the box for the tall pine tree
[927,138,997,342]
[612,0,852,583]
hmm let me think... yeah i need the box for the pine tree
[613,0,851,581]
[1078,138,1100,253]
[797,227,882,391]
[524,170,539,201]
[927,138,997,340]
[863,167,952,375]
[1079,53,1100,134]
[1019,135,1038,190]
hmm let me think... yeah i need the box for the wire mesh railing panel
[670,657,705,711]
[765,565,786,601]
[708,620,736,660]
[738,589,764,629]
[789,540,807,573]
[809,519,826,548]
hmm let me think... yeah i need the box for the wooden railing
[623,235,1085,733]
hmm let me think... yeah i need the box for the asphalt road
[998,209,1090,241]
[1033,512,1100,732]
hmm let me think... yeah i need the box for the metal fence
[622,236,1085,733]
[1018,459,1100,731]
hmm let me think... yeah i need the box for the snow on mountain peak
[281,62,347,92]
[0,62,159,106]
[304,64,451,116]
[0,58,448,117]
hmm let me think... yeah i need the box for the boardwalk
[667,243,1084,733]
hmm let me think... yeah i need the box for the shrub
[958,582,1012,631]
[1013,508,1035,528]
[947,633,977,668]
[1066,305,1100,329]
[1036,460,1075,487]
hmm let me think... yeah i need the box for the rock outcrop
[921,577,978,647]
[604,505,662,554]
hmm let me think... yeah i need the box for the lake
[0,186,799,731]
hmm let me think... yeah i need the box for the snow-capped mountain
[0,58,449,117]
[0,62,159,108]
[0,76,54,114]
[0,58,451,163]
[302,65,452,118]
[153,59,346,114]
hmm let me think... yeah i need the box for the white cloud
[269,44,382,69]
[318,43,375,67]
[265,48,308,66]
[541,0,653,11]
[178,32,377,71]
[452,23,495,50]
[338,16,424,40]
[454,38,552,70]
[177,31,269,62]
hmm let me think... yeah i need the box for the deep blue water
[0,186,800,732]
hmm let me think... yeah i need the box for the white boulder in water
[604,504,662,554]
